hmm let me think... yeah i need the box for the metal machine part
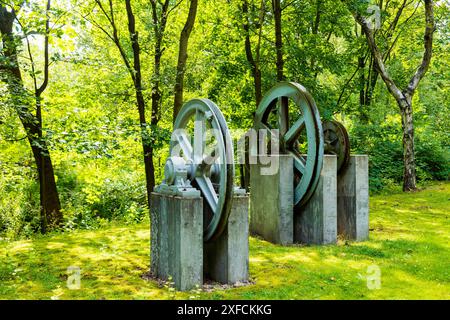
[253,82,324,208]
[322,120,351,174]
[160,98,235,242]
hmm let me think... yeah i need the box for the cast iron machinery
[253,82,324,208]
[159,99,235,242]
[322,120,351,174]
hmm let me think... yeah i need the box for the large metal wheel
[253,82,324,208]
[322,120,351,174]
[170,99,234,242]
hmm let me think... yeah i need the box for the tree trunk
[310,0,321,75]
[150,0,169,128]
[151,44,162,125]
[31,143,62,232]
[399,98,416,191]
[125,0,155,207]
[273,0,284,81]
[253,68,262,106]
[142,136,156,208]
[1,5,62,232]
[364,57,379,108]
[173,0,198,121]
[242,0,263,106]
[358,56,365,106]
[241,0,267,191]
[136,86,155,208]
[352,0,435,192]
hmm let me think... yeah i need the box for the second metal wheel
[253,82,324,208]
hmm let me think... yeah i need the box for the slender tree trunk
[358,56,365,105]
[173,0,198,121]
[31,140,62,231]
[34,94,62,232]
[137,88,155,208]
[150,0,169,128]
[1,5,62,232]
[152,45,162,125]
[399,97,416,191]
[241,0,266,191]
[358,54,370,124]
[92,0,158,208]
[365,57,379,107]
[310,0,321,74]
[125,0,155,207]
[242,0,263,106]
[351,0,435,192]
[273,0,284,81]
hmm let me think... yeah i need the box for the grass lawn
[1,182,449,300]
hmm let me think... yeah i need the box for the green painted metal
[171,99,234,242]
[322,120,351,174]
[254,82,324,207]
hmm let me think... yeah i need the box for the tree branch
[36,0,51,96]
[93,0,135,83]
[353,8,404,102]
[405,0,435,97]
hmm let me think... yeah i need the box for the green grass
[1,182,449,300]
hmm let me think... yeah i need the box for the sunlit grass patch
[0,182,449,300]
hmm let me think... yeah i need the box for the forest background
[0,0,448,239]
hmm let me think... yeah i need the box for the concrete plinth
[150,192,203,291]
[204,194,249,284]
[249,154,294,245]
[295,155,337,245]
[150,193,168,279]
[337,155,369,241]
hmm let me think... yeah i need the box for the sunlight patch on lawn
[1,182,449,300]
[7,241,33,253]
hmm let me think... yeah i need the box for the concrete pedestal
[337,155,369,241]
[151,192,203,291]
[295,155,337,245]
[249,154,294,245]
[204,194,249,284]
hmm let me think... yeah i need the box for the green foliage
[57,161,148,231]
[351,121,403,192]
[1,0,449,238]
[351,120,449,193]
[0,171,41,239]
[415,136,450,182]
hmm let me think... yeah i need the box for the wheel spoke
[194,110,205,163]
[174,130,193,160]
[284,115,305,145]
[289,151,306,175]
[195,175,218,213]
[330,136,339,144]
[323,130,330,142]
[202,147,218,165]
[278,97,289,136]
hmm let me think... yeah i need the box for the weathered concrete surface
[337,155,369,241]
[249,154,294,245]
[295,155,337,245]
[150,193,168,279]
[150,192,203,291]
[204,194,249,284]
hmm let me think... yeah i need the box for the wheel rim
[254,82,324,207]
[171,99,234,242]
[323,120,351,173]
